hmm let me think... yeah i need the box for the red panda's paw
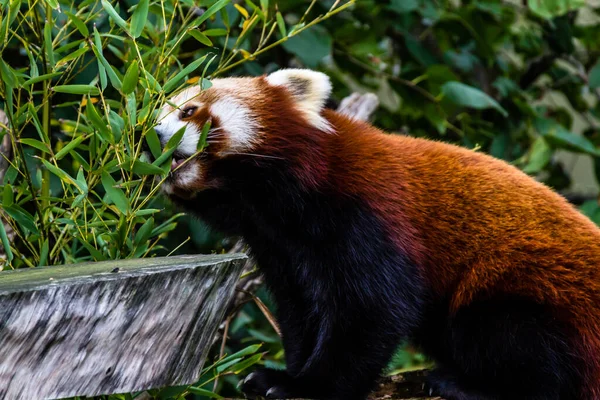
[241,368,297,399]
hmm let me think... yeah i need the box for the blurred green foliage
[2,0,600,398]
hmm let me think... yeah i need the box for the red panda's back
[326,110,600,396]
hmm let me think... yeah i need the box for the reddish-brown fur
[171,76,600,398]
[256,81,600,397]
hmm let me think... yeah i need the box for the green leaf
[198,120,211,151]
[93,27,108,91]
[210,344,262,370]
[276,12,286,37]
[0,217,13,263]
[22,72,62,88]
[153,125,186,166]
[65,11,90,37]
[534,117,600,156]
[53,84,100,96]
[228,353,263,374]
[130,0,149,38]
[164,55,208,93]
[101,172,130,212]
[80,240,106,261]
[145,128,162,160]
[40,159,83,192]
[528,0,585,19]
[187,387,224,399]
[3,184,13,207]
[128,160,166,175]
[20,138,51,154]
[134,217,154,246]
[283,25,331,68]
[196,0,231,26]
[122,60,139,94]
[143,70,162,92]
[56,46,89,68]
[90,39,123,91]
[0,59,16,90]
[44,0,60,10]
[203,29,228,36]
[44,20,55,70]
[389,0,419,13]
[4,206,39,235]
[188,30,213,46]
[441,81,508,117]
[523,136,552,174]
[86,101,113,142]
[589,60,600,90]
[101,0,130,32]
[55,135,87,160]
[39,238,49,266]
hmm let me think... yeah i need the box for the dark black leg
[423,297,583,400]
[242,303,409,400]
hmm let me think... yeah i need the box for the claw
[243,372,256,385]
[266,387,279,398]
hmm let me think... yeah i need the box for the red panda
[154,69,600,400]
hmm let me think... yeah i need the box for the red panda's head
[155,69,332,199]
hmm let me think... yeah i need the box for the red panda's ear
[266,69,332,130]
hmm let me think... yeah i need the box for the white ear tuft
[266,69,333,131]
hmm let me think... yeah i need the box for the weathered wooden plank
[0,253,246,400]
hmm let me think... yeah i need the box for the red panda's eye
[181,106,198,119]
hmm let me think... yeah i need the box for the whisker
[220,152,285,160]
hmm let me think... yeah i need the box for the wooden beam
[0,253,246,400]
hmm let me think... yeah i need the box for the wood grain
[0,254,246,400]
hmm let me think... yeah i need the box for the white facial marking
[266,69,333,133]
[177,163,200,187]
[210,97,258,152]
[156,110,200,156]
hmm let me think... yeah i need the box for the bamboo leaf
[65,11,89,37]
[145,128,162,160]
[0,218,13,264]
[203,29,228,36]
[164,54,208,93]
[22,72,62,88]
[122,60,139,94]
[197,120,211,151]
[93,27,108,90]
[38,238,49,266]
[56,46,89,68]
[276,12,286,37]
[196,0,231,26]
[40,158,80,190]
[90,39,123,90]
[4,206,38,235]
[86,100,113,142]
[55,135,87,160]
[187,387,224,399]
[20,138,51,154]
[134,217,154,246]
[101,0,130,32]
[3,184,13,207]
[121,159,166,175]
[131,0,149,38]
[152,125,186,166]
[188,30,213,46]
[44,0,60,10]
[53,84,100,95]
[44,20,55,70]
[101,172,130,212]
